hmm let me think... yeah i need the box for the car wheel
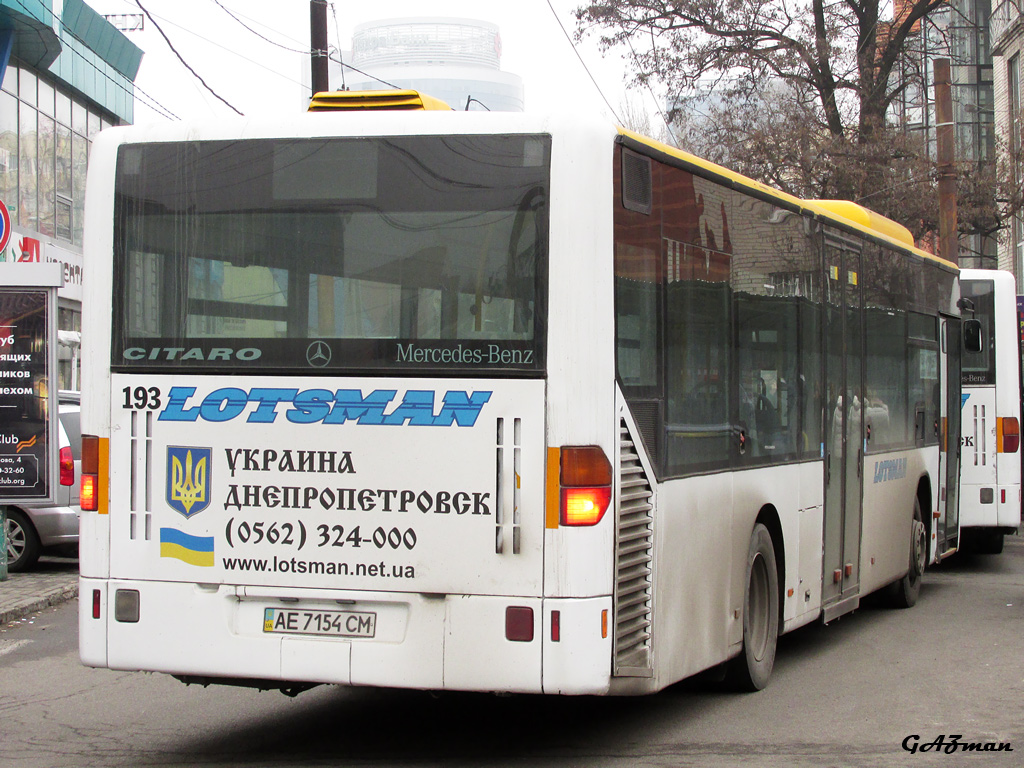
[5,509,41,572]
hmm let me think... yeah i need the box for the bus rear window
[961,279,995,385]
[112,135,549,374]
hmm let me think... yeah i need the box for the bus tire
[888,498,926,609]
[726,523,779,691]
[975,531,1005,555]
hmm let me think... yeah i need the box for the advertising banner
[0,264,62,505]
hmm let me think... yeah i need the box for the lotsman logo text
[158,387,492,427]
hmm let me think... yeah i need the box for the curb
[0,584,79,626]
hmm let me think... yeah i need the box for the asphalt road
[1,541,1023,768]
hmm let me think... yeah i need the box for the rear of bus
[78,112,618,694]
[959,269,1022,553]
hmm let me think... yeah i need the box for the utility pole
[935,58,958,266]
[310,1,332,330]
[310,0,329,97]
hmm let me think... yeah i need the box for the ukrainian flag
[160,527,215,567]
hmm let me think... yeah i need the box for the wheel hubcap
[910,518,926,577]
[5,519,25,561]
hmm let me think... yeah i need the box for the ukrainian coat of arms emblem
[166,446,212,518]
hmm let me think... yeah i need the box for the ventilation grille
[627,400,660,468]
[621,149,653,215]
[308,89,452,112]
[614,420,654,677]
[129,409,153,541]
[971,404,987,466]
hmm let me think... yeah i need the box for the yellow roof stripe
[616,127,956,271]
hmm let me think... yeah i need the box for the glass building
[992,0,1024,282]
[890,0,997,269]
[332,18,524,112]
[1,0,142,389]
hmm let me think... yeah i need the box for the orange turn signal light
[560,445,613,486]
[999,417,1020,454]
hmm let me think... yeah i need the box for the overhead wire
[329,2,347,90]
[27,0,666,129]
[133,0,244,115]
[206,0,399,91]
[624,35,679,145]
[210,0,308,55]
[543,0,622,123]
[8,0,179,120]
[150,5,309,92]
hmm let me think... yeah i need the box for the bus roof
[616,127,956,272]
[123,86,956,273]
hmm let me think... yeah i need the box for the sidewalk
[0,556,79,626]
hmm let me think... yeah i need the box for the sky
[82,0,667,130]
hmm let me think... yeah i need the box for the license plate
[263,607,376,638]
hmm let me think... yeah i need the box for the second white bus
[958,269,1022,554]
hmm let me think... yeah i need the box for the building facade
[992,0,1024,283]
[1,0,141,389]
[890,0,998,269]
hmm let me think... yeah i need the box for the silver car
[4,392,81,572]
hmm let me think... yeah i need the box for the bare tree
[576,0,1004,241]
[577,0,946,142]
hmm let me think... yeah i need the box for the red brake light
[81,435,99,511]
[561,487,612,526]
[59,445,74,486]
[559,446,612,526]
[81,474,97,511]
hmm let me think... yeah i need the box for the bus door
[822,240,864,620]
[937,316,962,554]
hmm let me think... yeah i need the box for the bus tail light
[81,475,97,512]
[81,435,108,512]
[559,446,612,526]
[998,417,1020,454]
[59,445,74,486]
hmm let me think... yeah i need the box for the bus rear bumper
[78,578,613,695]
[960,483,1022,529]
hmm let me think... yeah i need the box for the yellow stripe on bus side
[546,447,560,529]
[99,437,110,515]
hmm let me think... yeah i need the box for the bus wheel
[888,498,926,609]
[975,531,1005,555]
[727,523,779,691]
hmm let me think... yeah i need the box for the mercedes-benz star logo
[306,340,332,367]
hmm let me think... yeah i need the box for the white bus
[79,91,963,695]
[958,269,1021,554]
